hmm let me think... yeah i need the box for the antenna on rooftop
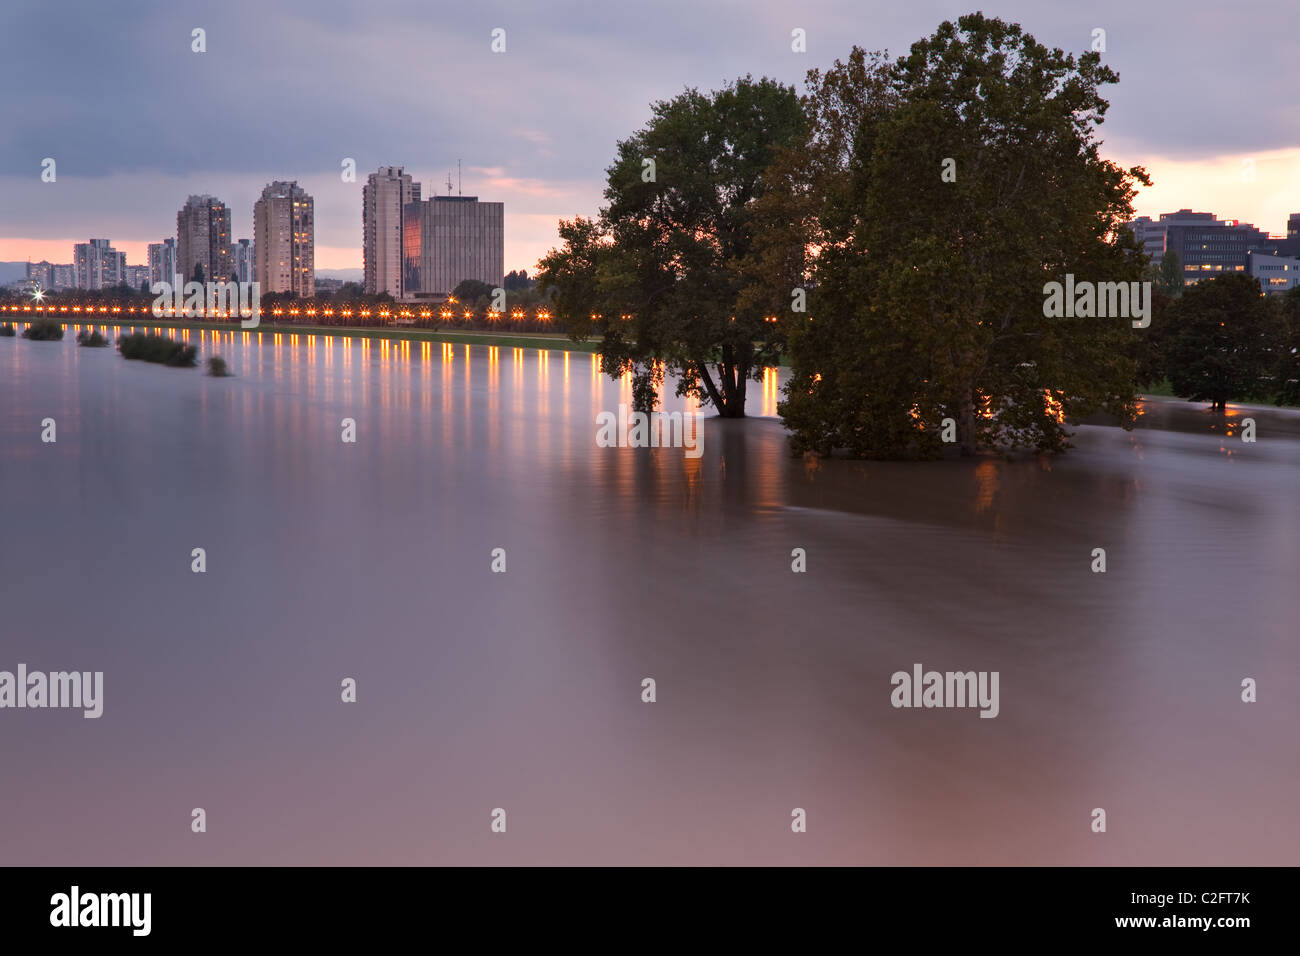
[458,159,462,196]
[446,170,453,196]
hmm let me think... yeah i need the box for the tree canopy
[768,14,1150,457]
[538,75,805,416]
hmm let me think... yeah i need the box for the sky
[2,0,1297,273]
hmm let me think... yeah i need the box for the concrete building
[25,260,54,288]
[148,239,177,285]
[177,195,233,283]
[253,181,314,297]
[363,166,420,297]
[232,238,255,284]
[1128,210,1269,285]
[124,264,152,291]
[51,264,75,289]
[1248,251,1300,295]
[401,195,504,300]
[73,239,127,290]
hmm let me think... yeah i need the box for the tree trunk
[959,393,977,456]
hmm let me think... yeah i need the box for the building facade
[73,239,127,290]
[232,238,255,284]
[253,181,314,297]
[148,239,177,285]
[124,264,152,291]
[177,195,233,283]
[51,264,76,289]
[1248,251,1300,295]
[401,195,504,300]
[25,260,54,288]
[363,166,420,297]
[1128,209,1271,286]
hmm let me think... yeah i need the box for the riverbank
[16,315,601,354]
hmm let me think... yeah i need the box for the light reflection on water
[0,330,1296,866]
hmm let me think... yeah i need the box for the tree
[1163,274,1281,410]
[452,279,495,304]
[1158,250,1183,298]
[768,16,1149,457]
[140,279,150,295]
[538,75,805,416]
[504,269,534,291]
[1276,286,1300,406]
[191,262,205,284]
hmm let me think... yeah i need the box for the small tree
[1158,250,1183,298]
[1163,274,1281,410]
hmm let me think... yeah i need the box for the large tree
[1276,286,1300,407]
[1163,273,1281,410]
[770,15,1150,457]
[538,76,805,416]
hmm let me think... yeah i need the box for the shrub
[0,323,14,337]
[77,330,109,347]
[207,355,230,377]
[117,332,198,367]
[21,319,64,341]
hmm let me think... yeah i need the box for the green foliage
[539,75,805,416]
[451,279,496,305]
[0,323,14,337]
[503,269,534,292]
[22,319,64,340]
[770,15,1149,456]
[76,329,109,347]
[1158,250,1183,298]
[207,355,230,377]
[118,332,198,367]
[191,262,205,284]
[1276,286,1300,406]
[1162,274,1282,410]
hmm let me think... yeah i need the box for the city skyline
[2,1,1298,273]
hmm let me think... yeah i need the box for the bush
[117,332,198,367]
[0,323,14,337]
[207,355,230,377]
[21,319,64,341]
[77,330,109,347]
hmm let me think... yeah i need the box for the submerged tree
[538,75,805,416]
[769,15,1150,457]
[1163,274,1281,411]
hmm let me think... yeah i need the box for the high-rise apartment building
[51,264,76,289]
[148,238,177,285]
[25,260,54,288]
[73,239,127,289]
[124,265,151,291]
[401,195,504,300]
[363,166,420,296]
[177,194,233,283]
[232,238,255,284]
[253,181,314,297]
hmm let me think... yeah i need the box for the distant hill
[315,268,363,282]
[0,262,30,284]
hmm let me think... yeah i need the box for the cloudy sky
[2,0,1297,273]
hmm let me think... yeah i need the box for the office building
[401,195,504,300]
